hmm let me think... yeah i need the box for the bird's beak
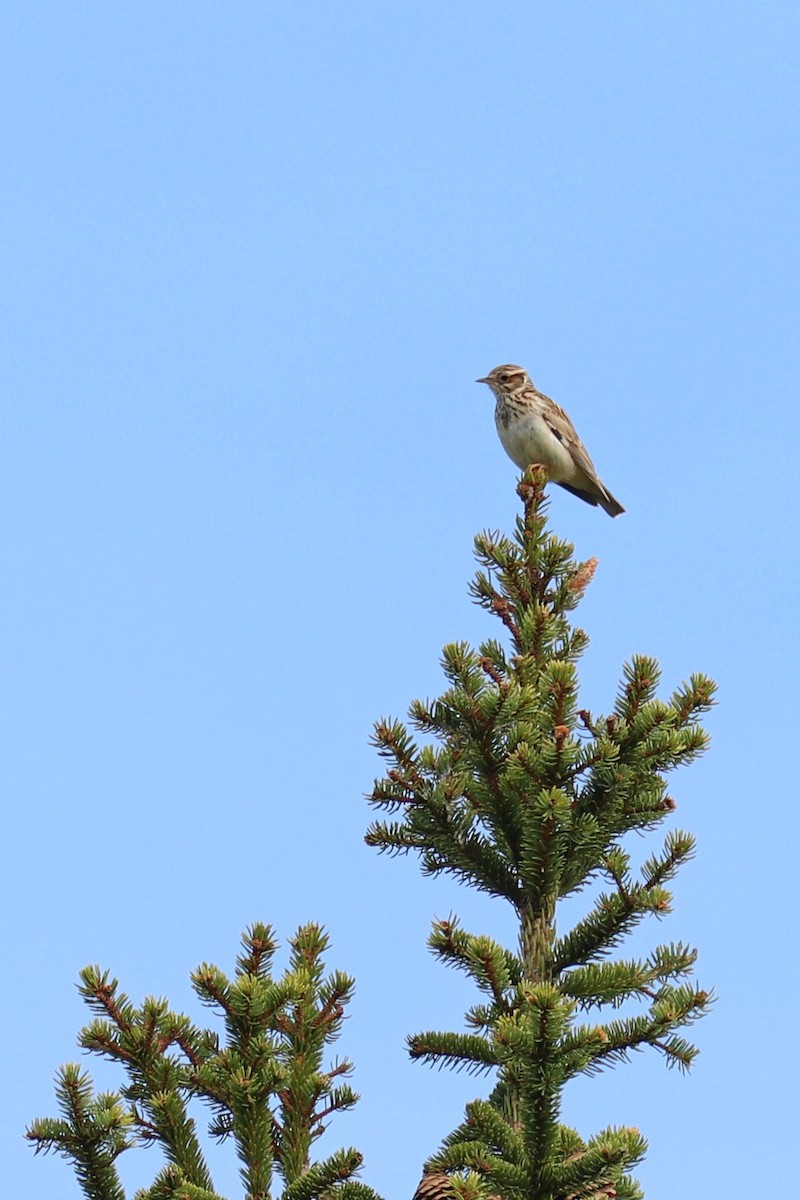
[475,376,490,384]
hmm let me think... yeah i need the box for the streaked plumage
[477,364,625,518]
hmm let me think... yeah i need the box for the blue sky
[3,4,798,1197]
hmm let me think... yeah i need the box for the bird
[476,365,625,517]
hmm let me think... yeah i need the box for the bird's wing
[538,392,600,482]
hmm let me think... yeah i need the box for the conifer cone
[412,1171,454,1200]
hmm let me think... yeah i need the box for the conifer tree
[366,469,714,1200]
[27,923,382,1200]
[30,469,713,1200]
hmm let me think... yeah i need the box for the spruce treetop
[30,468,714,1200]
[366,468,714,1200]
[27,924,382,1200]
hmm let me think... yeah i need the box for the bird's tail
[558,480,625,518]
[599,488,625,518]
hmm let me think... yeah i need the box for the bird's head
[476,364,531,395]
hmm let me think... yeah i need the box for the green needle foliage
[31,468,713,1200]
[27,923,382,1200]
[366,469,715,1200]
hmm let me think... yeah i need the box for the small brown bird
[477,364,624,517]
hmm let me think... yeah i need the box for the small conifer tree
[366,470,714,1199]
[27,924,381,1200]
[29,469,714,1200]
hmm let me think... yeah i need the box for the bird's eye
[499,373,510,382]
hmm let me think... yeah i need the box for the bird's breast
[494,404,574,480]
